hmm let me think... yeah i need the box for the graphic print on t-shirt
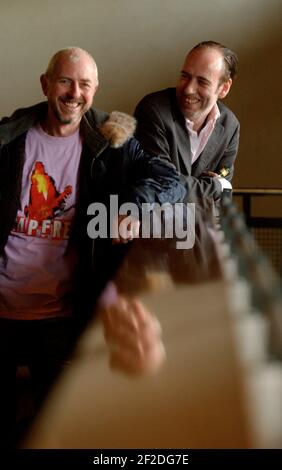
[13,161,74,240]
[24,161,72,221]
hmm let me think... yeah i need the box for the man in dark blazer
[134,41,239,203]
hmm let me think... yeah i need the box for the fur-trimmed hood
[98,111,136,148]
[0,102,136,149]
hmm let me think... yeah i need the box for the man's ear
[218,78,232,99]
[40,74,48,96]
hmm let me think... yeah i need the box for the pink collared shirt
[185,104,220,164]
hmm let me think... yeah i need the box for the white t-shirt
[0,124,82,319]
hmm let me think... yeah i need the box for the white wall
[0,0,281,192]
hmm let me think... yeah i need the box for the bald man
[0,47,182,447]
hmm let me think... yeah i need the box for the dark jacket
[134,87,240,202]
[0,102,185,320]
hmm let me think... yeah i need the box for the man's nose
[183,78,197,95]
[69,81,80,99]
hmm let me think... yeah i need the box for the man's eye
[180,73,192,83]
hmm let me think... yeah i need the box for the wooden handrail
[233,188,282,196]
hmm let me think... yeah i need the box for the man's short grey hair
[45,47,98,83]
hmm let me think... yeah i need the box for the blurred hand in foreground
[101,295,165,375]
[112,214,140,244]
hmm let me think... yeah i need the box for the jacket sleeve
[119,138,186,208]
[134,97,239,202]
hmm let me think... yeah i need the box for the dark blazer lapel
[174,120,192,174]
[170,91,192,175]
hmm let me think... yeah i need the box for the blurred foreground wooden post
[24,235,251,448]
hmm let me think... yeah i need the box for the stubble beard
[54,109,73,125]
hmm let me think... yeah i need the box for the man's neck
[192,117,208,134]
[187,104,220,134]
[41,115,80,137]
